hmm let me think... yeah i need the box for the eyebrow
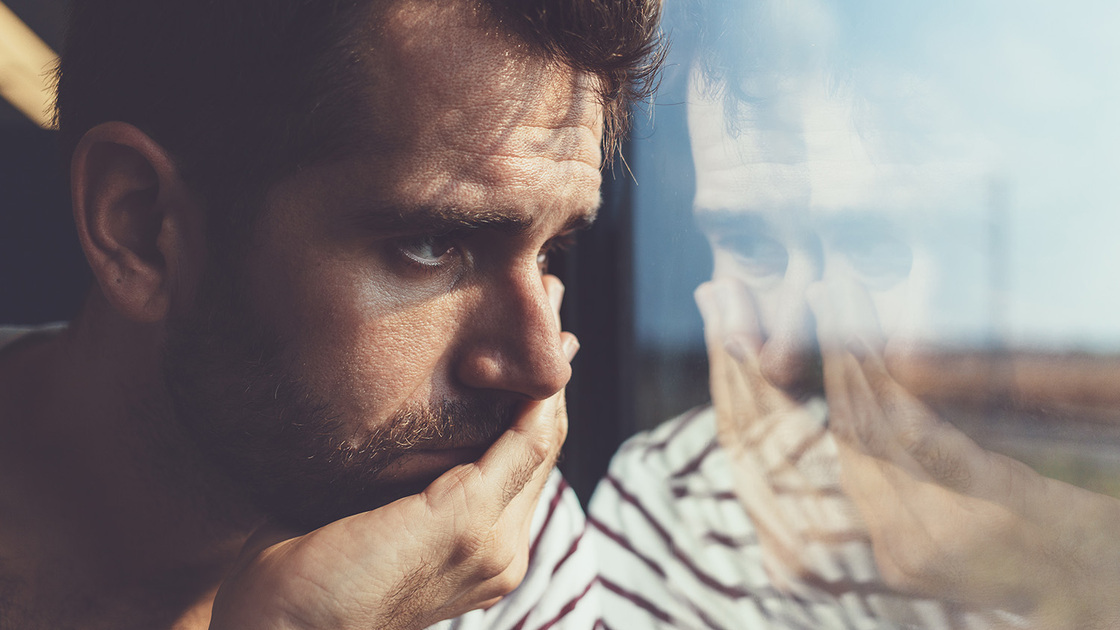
[346,202,599,235]
[693,208,774,235]
[693,207,903,237]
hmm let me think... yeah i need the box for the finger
[829,272,886,356]
[222,521,304,582]
[543,274,565,326]
[807,282,859,443]
[422,391,564,526]
[696,279,772,421]
[810,283,900,459]
[853,337,986,494]
[697,278,764,365]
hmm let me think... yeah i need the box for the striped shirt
[588,406,1019,629]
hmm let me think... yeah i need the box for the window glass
[609,0,1120,624]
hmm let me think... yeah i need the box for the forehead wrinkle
[440,120,603,171]
[367,3,605,146]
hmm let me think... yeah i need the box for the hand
[695,278,866,594]
[208,275,577,630]
[808,279,1120,629]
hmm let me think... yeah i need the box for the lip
[384,446,489,481]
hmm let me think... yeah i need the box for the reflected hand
[208,276,575,630]
[695,278,865,594]
[809,280,1120,629]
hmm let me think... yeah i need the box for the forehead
[348,1,605,215]
[686,69,991,230]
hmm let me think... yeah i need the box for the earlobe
[71,122,200,323]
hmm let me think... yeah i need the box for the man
[0,0,661,628]
[590,0,1120,627]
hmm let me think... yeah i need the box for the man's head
[686,0,982,405]
[60,0,662,532]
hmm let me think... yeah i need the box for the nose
[758,247,824,399]
[454,269,571,401]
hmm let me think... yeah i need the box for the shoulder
[589,404,724,518]
[587,406,778,629]
[0,324,67,355]
[0,324,67,396]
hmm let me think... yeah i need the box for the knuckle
[449,529,490,567]
[884,537,938,592]
[472,543,524,595]
[904,424,972,490]
[490,555,529,596]
[876,555,920,593]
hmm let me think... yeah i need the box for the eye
[537,233,577,275]
[397,234,457,268]
[836,233,913,288]
[716,232,789,278]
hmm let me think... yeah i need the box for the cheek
[874,248,937,341]
[247,252,461,428]
[859,248,936,340]
[709,258,784,336]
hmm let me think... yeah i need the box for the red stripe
[604,474,767,599]
[587,515,668,579]
[550,529,585,576]
[703,530,756,548]
[530,577,597,630]
[599,577,678,625]
[668,438,719,479]
[777,424,829,468]
[603,474,676,550]
[642,405,707,456]
[670,486,738,501]
[528,476,569,561]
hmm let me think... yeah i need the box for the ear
[71,122,204,323]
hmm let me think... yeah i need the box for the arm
[808,280,1120,629]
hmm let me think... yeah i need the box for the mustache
[335,396,520,464]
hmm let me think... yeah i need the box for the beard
[162,263,517,533]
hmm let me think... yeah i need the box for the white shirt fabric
[587,405,1018,630]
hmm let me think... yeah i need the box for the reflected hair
[677,0,948,138]
[54,0,664,243]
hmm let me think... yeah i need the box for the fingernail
[550,280,566,314]
[694,282,716,320]
[846,335,872,358]
[724,335,750,363]
[563,335,580,362]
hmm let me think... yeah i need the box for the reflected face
[165,2,602,531]
[689,69,940,400]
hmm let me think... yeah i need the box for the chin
[382,446,490,481]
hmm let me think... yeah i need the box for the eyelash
[391,231,579,278]
[537,233,577,271]
[397,233,457,269]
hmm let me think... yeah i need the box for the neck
[0,291,260,627]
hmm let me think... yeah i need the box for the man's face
[688,69,946,404]
[165,2,603,532]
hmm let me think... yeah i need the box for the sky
[634,0,1120,354]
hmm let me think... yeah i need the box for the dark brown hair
[54,0,664,237]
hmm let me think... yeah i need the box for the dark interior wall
[0,120,90,324]
[1,1,87,323]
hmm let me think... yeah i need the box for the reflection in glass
[590,0,1120,627]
